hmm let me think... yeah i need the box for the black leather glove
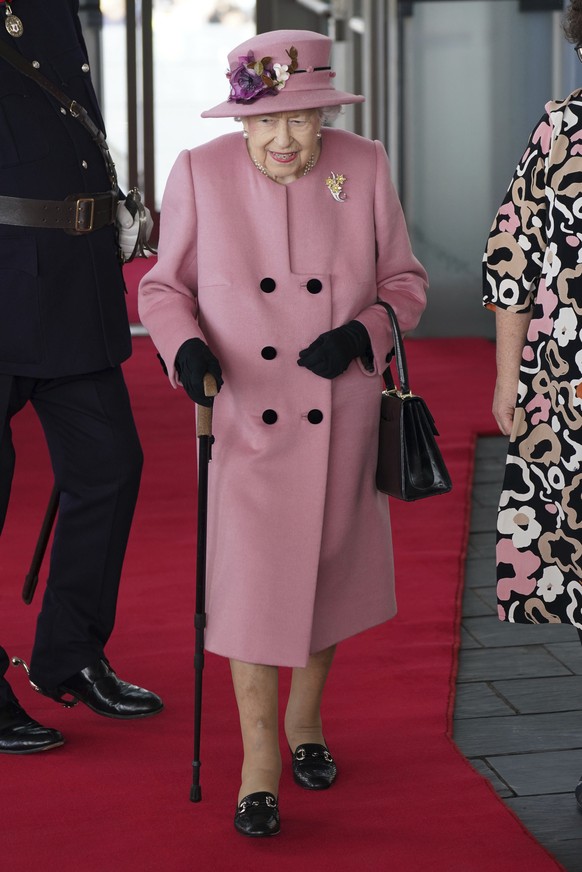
[297,321,372,379]
[174,338,223,406]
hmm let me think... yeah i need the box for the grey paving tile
[486,749,582,796]
[472,457,507,484]
[471,481,503,508]
[504,793,581,840]
[465,557,496,588]
[462,588,496,617]
[467,531,497,557]
[458,645,572,682]
[474,436,507,459]
[469,504,497,533]
[460,625,482,649]
[545,839,582,872]
[546,642,582,675]
[492,677,582,715]
[467,757,514,797]
[454,710,582,756]
[472,585,498,611]
[454,682,515,719]
[463,616,570,648]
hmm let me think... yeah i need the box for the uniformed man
[0,0,163,754]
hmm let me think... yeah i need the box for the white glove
[116,200,154,262]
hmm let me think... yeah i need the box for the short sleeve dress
[483,89,582,629]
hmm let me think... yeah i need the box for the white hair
[317,105,343,125]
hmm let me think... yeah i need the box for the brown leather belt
[0,191,118,234]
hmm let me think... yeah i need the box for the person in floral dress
[483,0,582,813]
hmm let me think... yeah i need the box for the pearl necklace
[251,152,316,181]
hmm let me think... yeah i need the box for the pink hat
[201,29,364,118]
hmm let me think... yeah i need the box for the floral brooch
[325,172,347,202]
[227,47,298,104]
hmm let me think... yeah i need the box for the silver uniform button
[81,160,88,169]
[81,63,90,73]
[60,107,67,115]
[32,60,40,69]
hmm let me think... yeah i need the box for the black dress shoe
[0,699,64,754]
[234,792,280,837]
[43,660,163,719]
[291,743,337,790]
[575,776,582,812]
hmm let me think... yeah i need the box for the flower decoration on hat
[228,46,299,104]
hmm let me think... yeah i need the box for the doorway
[401,0,559,336]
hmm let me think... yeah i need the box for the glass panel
[152,1,255,208]
[101,0,130,192]
[402,0,554,337]
[101,1,255,205]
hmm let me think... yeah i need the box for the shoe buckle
[295,747,306,761]
[11,657,79,708]
[237,794,277,812]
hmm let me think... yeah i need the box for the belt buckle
[75,196,95,233]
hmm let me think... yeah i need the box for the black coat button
[306,278,322,294]
[261,346,277,360]
[262,409,278,425]
[260,277,276,293]
[307,409,324,424]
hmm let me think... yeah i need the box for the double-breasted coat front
[139,128,427,666]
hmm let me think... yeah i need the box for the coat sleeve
[352,140,428,376]
[138,149,205,386]
[482,112,550,314]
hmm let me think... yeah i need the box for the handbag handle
[376,301,411,395]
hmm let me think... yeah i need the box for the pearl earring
[243,130,249,139]
[316,131,322,139]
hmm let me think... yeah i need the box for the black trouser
[0,367,142,705]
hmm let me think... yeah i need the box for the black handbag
[375,303,452,500]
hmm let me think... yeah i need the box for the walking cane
[22,484,59,604]
[191,373,218,803]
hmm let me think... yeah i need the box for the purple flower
[228,53,275,104]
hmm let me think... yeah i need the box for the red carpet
[0,337,563,872]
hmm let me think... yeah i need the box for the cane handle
[197,374,218,438]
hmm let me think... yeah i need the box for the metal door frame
[125,0,155,208]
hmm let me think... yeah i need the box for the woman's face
[243,109,321,184]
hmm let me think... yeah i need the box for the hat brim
[201,88,364,118]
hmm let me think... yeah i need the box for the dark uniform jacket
[0,0,130,377]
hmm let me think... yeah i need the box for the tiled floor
[454,437,582,871]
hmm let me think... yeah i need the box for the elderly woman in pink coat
[139,29,427,837]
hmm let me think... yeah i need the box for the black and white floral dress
[483,89,582,628]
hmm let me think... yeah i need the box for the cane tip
[190,785,202,803]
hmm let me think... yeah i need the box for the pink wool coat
[139,128,427,667]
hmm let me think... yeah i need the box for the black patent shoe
[40,660,163,719]
[291,743,337,790]
[575,776,582,812]
[0,699,64,754]
[234,792,280,837]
